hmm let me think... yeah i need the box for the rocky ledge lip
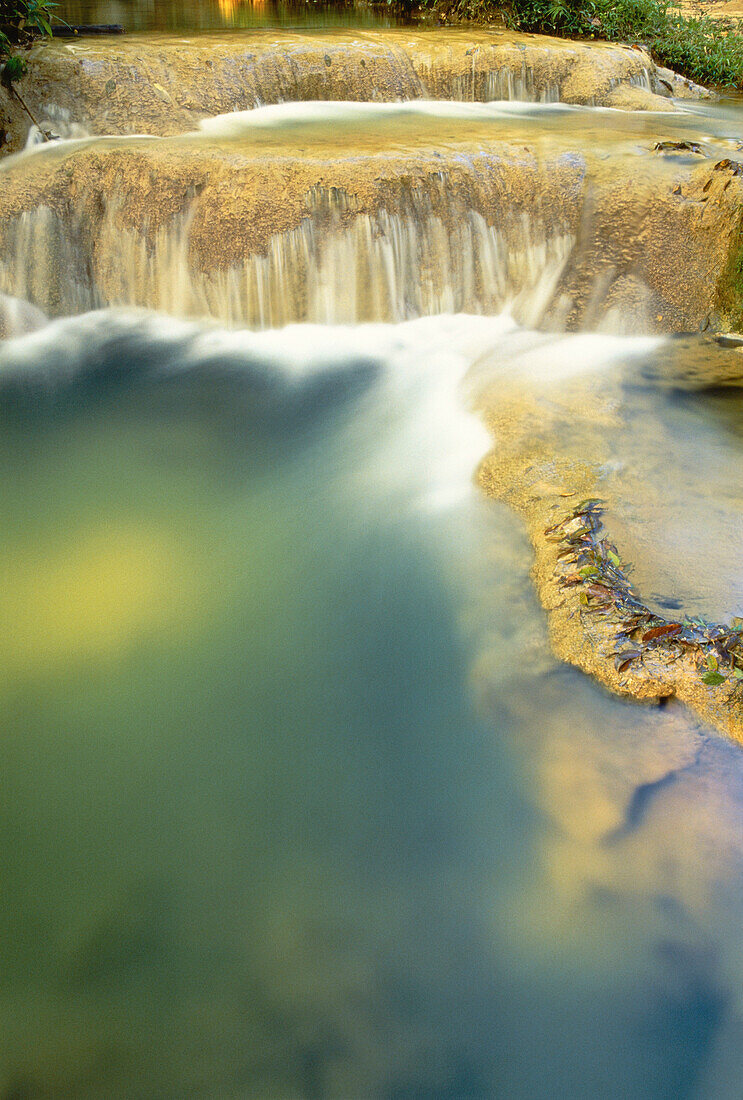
[0,28,711,155]
[477,336,743,743]
[545,499,743,730]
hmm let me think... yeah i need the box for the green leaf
[607,550,621,567]
[706,652,719,672]
[2,55,27,82]
[733,667,743,680]
[578,565,600,577]
[702,670,725,686]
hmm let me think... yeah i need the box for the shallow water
[608,378,743,623]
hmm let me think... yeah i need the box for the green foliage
[0,0,57,62]
[2,51,25,78]
[421,0,743,88]
[602,0,743,87]
[717,212,743,329]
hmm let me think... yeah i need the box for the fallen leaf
[615,650,641,672]
[579,565,600,578]
[642,623,683,642]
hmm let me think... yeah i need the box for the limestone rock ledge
[0,135,741,332]
[0,28,709,154]
[477,361,743,742]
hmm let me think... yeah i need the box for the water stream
[2,21,743,1100]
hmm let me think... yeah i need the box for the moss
[717,208,743,332]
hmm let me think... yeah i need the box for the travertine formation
[1,26,742,736]
[477,344,743,741]
[0,122,741,331]
[0,28,708,152]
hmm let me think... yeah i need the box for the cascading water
[0,194,573,327]
[4,28,668,152]
[1,22,743,1100]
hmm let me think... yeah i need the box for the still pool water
[1,312,743,1098]
[55,0,397,32]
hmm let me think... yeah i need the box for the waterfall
[5,29,661,149]
[0,202,571,328]
[0,139,583,329]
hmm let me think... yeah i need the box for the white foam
[197,97,573,136]
[0,308,663,515]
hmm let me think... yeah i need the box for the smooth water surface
[1,313,743,1098]
[55,0,398,31]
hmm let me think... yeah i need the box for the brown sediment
[477,365,743,741]
[0,28,708,154]
[675,0,743,19]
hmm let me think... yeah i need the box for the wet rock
[654,140,704,155]
[604,84,675,112]
[0,131,740,333]
[0,84,29,155]
[0,29,712,154]
[653,64,713,100]
[476,372,743,742]
[714,157,743,175]
[713,332,743,348]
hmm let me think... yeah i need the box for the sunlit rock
[0,28,708,153]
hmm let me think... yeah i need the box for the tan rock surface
[477,368,743,742]
[0,122,741,329]
[0,28,707,153]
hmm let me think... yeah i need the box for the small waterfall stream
[1,22,743,1100]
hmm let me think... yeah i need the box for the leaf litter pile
[546,499,743,692]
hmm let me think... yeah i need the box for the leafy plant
[0,0,57,62]
[418,0,743,88]
[1,51,25,79]
[518,0,743,86]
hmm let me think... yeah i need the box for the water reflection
[56,0,398,32]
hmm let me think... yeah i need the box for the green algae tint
[0,314,742,1098]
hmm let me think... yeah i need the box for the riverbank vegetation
[0,1,55,63]
[421,0,743,87]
